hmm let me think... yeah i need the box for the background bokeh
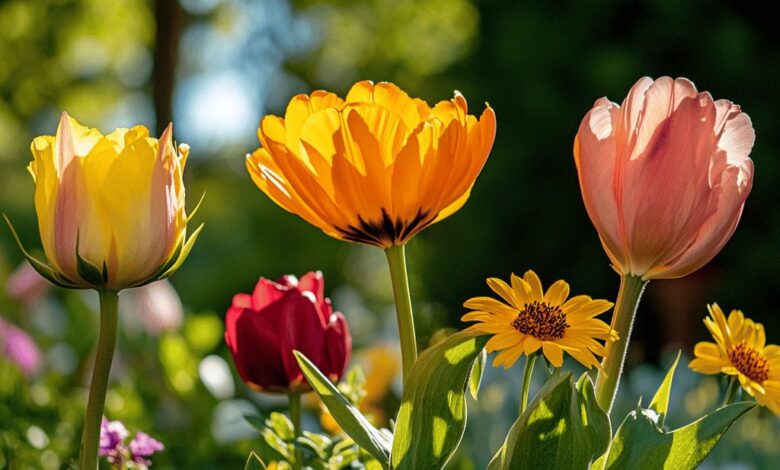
[1,0,778,468]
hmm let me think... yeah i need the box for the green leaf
[259,427,290,461]
[268,412,295,442]
[603,402,754,469]
[648,352,681,428]
[496,371,611,470]
[245,452,266,470]
[294,351,391,466]
[390,329,488,470]
[469,348,487,399]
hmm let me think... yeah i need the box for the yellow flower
[8,113,202,291]
[462,270,616,369]
[246,81,496,247]
[689,304,780,414]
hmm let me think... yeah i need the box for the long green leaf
[294,351,391,466]
[497,371,611,470]
[604,402,754,469]
[390,329,488,470]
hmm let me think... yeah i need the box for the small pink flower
[574,76,754,279]
[0,316,42,377]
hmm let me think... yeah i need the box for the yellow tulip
[6,113,202,291]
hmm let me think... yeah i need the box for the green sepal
[2,213,79,289]
[294,350,392,466]
[159,223,204,280]
[390,329,488,470]
[186,191,206,224]
[75,232,106,287]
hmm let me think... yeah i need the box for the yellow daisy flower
[689,304,780,414]
[461,270,616,369]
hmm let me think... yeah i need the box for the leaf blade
[294,351,391,466]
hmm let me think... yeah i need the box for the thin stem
[384,244,418,382]
[519,353,538,415]
[80,290,120,470]
[594,274,648,413]
[289,392,303,470]
[722,376,740,406]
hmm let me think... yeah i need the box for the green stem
[80,290,119,470]
[384,244,418,382]
[722,376,740,406]
[594,274,648,413]
[519,353,538,415]
[290,392,303,470]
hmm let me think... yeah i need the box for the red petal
[251,277,289,311]
[278,289,327,386]
[322,312,352,381]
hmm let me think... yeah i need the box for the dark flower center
[335,208,436,247]
[728,342,770,383]
[511,301,569,341]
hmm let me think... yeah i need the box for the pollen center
[728,342,770,383]
[511,301,569,341]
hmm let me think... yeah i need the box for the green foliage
[599,402,754,470]
[390,329,488,470]
[595,357,756,470]
[492,372,611,470]
[243,397,378,469]
[0,359,81,468]
[294,351,392,465]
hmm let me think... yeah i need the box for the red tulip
[224,271,351,393]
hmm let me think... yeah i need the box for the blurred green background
[1,0,778,468]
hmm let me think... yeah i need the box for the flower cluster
[99,418,164,469]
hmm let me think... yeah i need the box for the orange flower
[574,77,754,279]
[246,81,496,247]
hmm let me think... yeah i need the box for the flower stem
[80,290,119,470]
[384,244,418,382]
[519,353,538,415]
[289,391,303,470]
[594,274,647,413]
[722,376,740,406]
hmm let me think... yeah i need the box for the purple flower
[99,418,129,456]
[0,316,42,377]
[130,432,164,465]
[98,418,164,468]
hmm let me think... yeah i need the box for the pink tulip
[574,76,754,279]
